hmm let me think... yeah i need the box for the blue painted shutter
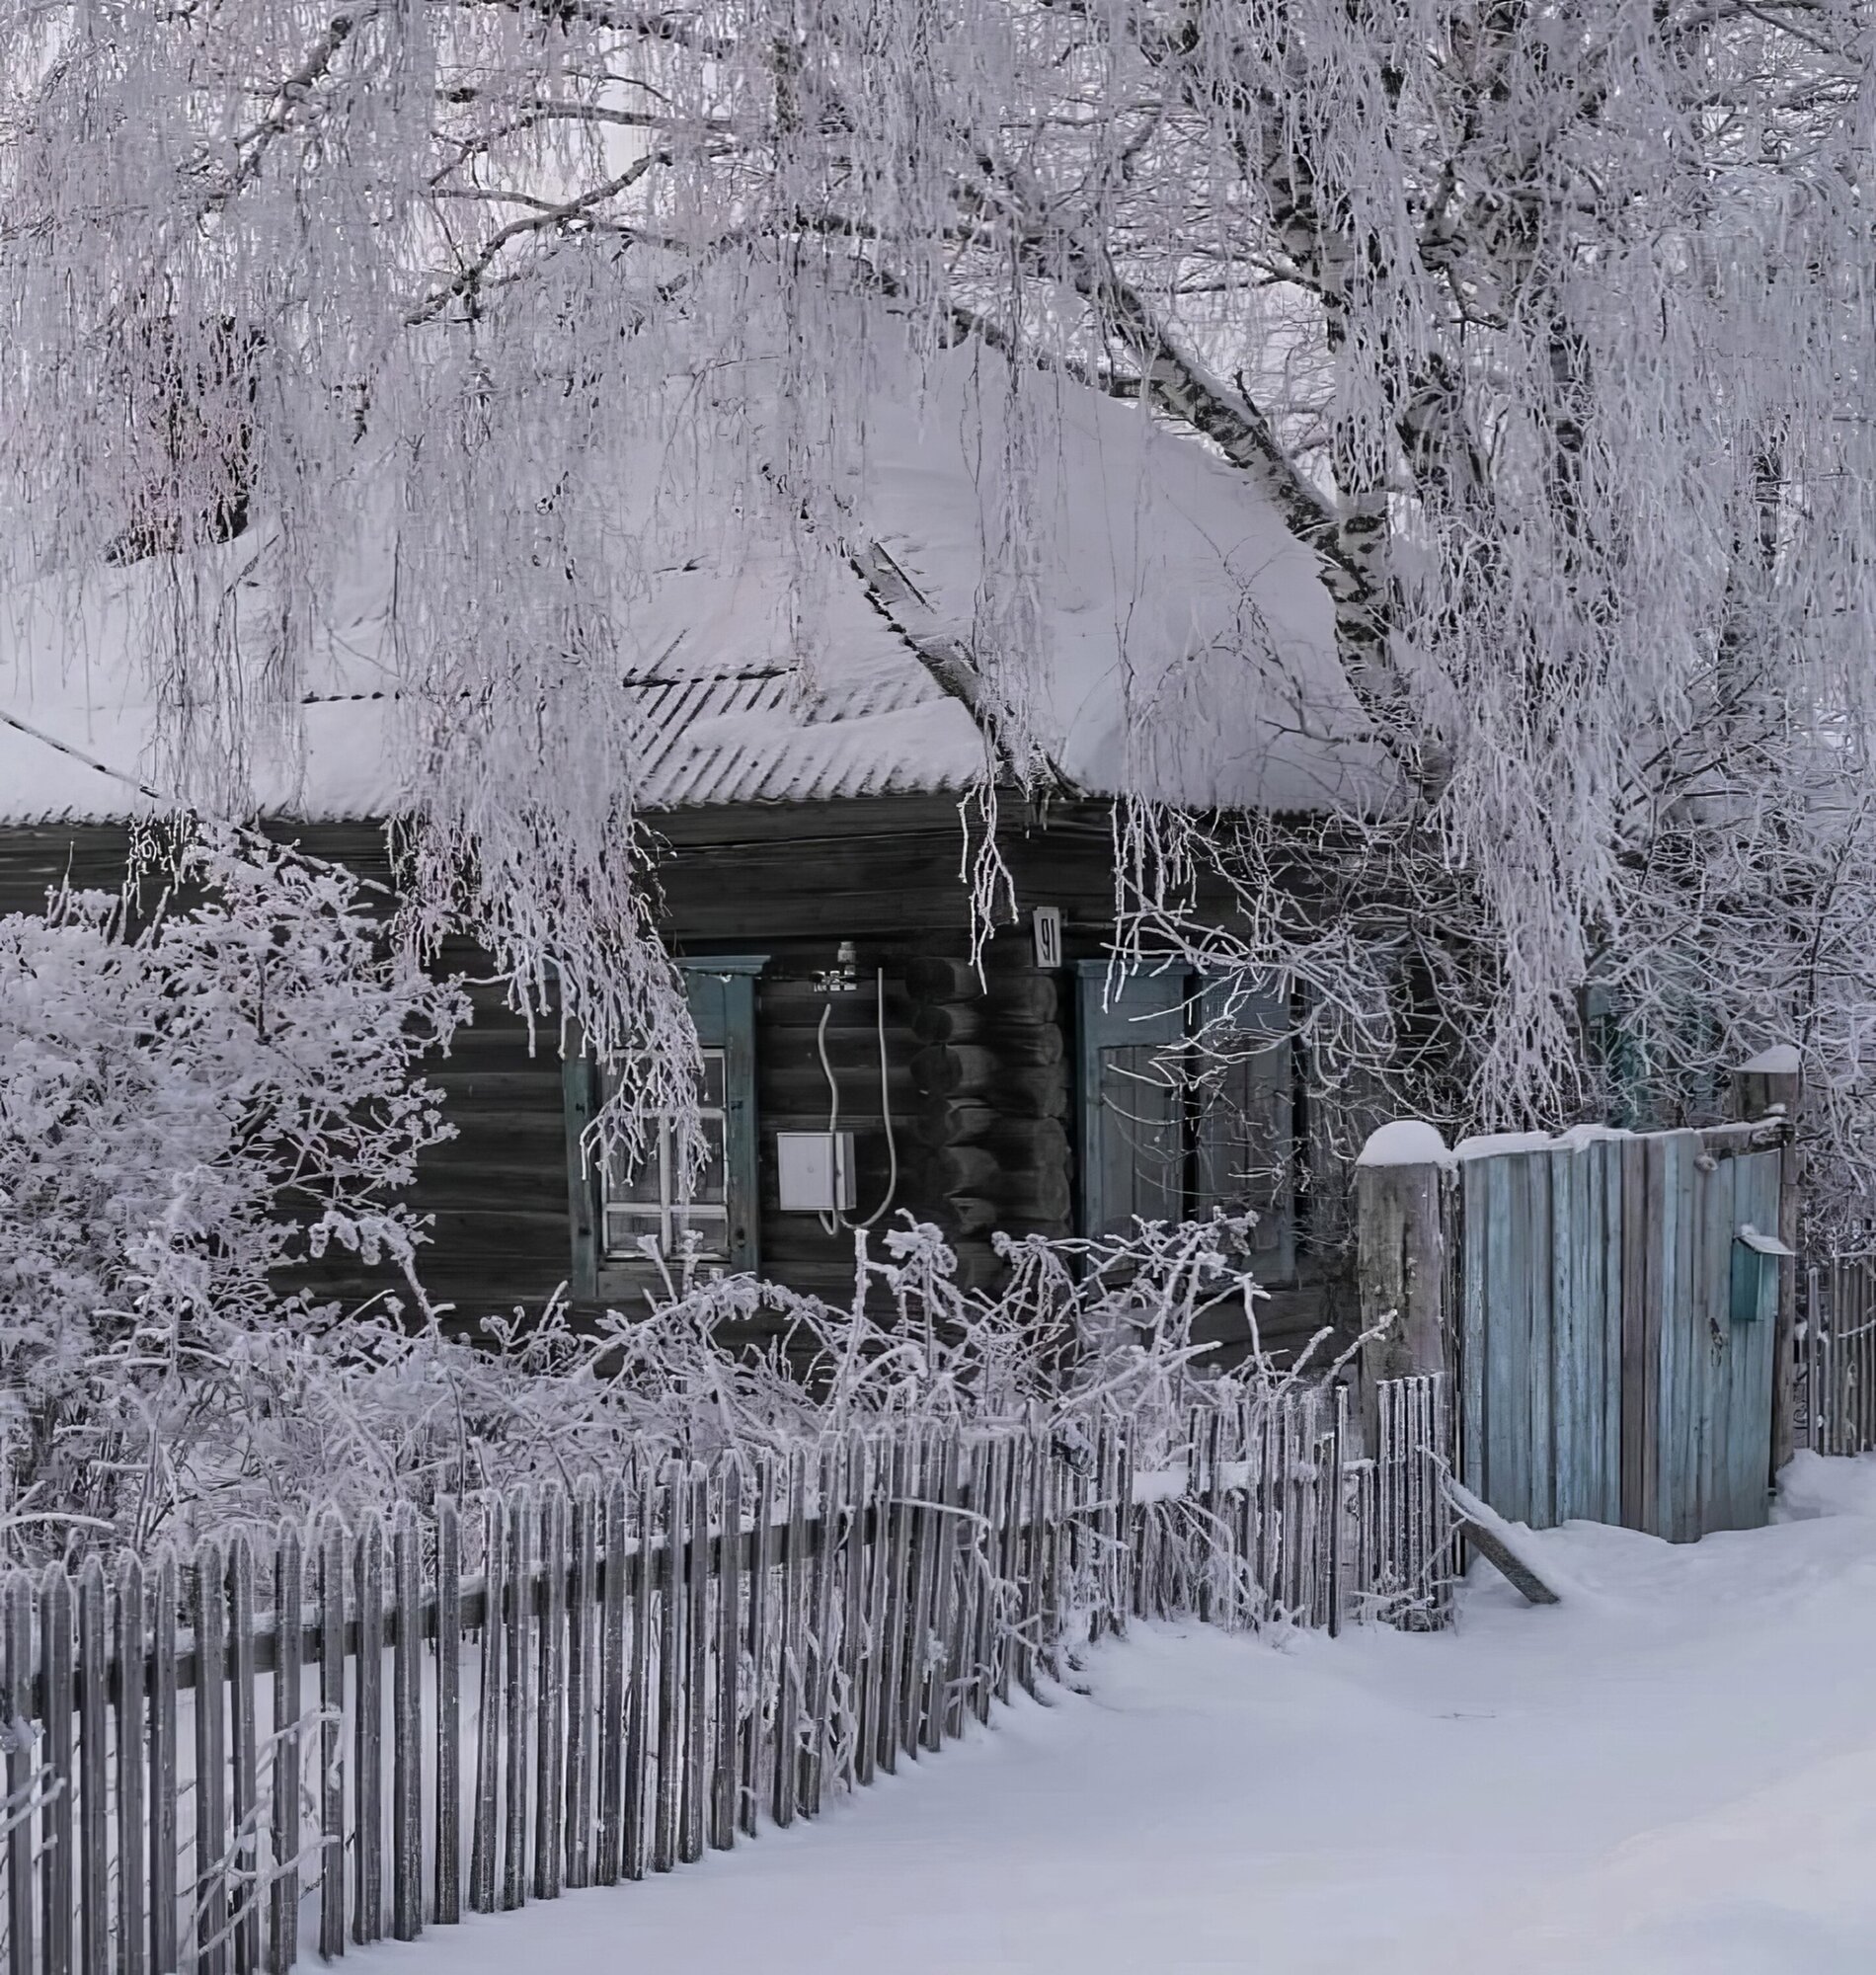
[1193,974,1296,1281]
[680,958,763,1275]
[1075,962,1189,1237]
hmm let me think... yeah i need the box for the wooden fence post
[1733,1048,1802,1478]
[269,1526,301,1975]
[1355,1123,1454,1450]
[40,1563,74,1975]
[432,1500,462,1928]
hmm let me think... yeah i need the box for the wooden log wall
[0,803,1349,1339]
[402,953,573,1325]
[903,946,1075,1284]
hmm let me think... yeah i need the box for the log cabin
[0,321,1389,1361]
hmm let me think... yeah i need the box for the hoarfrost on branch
[1,2,1872,1205]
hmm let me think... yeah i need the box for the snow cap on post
[1357,1119,1451,1171]
[1355,1119,1452,1447]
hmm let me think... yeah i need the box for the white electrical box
[776,1131,857,1213]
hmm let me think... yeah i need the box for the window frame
[564,955,765,1301]
[1074,960,1297,1279]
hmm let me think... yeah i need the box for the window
[565,957,764,1298]
[1075,963,1296,1277]
[600,1048,731,1261]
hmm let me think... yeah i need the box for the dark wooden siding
[0,799,1348,1357]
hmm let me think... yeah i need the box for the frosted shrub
[0,830,465,1556]
[0,822,1314,1557]
[175,1211,1338,1541]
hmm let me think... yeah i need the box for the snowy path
[358,1454,1876,1974]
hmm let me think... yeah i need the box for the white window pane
[598,1045,737,1262]
[606,1152,664,1206]
[604,1207,664,1253]
[672,1208,729,1257]
[681,1117,728,1204]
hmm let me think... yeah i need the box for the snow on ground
[361,1454,1876,1974]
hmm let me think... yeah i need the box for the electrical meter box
[776,1131,857,1213]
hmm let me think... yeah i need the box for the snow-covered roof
[0,535,987,826]
[0,322,1381,827]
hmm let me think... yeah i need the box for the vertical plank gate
[1374,1114,1801,1540]
[1448,1122,1789,1540]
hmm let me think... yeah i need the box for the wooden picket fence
[0,1382,1450,1975]
[1803,1255,1876,1456]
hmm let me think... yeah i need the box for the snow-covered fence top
[0,1390,1449,1973]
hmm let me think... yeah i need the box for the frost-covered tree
[2,4,1872,1205]
[0,830,464,1551]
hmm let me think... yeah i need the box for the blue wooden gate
[1456,1124,1787,1540]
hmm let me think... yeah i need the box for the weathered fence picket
[227,1534,260,1975]
[0,1390,1447,1973]
[623,1469,655,1878]
[76,1558,108,1975]
[392,1508,423,1941]
[682,1464,710,1865]
[653,1465,682,1870]
[353,1515,385,1945]
[533,1486,566,1905]
[467,1500,503,1915]
[5,1575,32,1975]
[1805,1256,1876,1456]
[40,1567,72,1975]
[595,1480,629,1885]
[151,1549,181,1975]
[432,1499,461,1929]
[269,1526,300,1975]
[567,1479,597,1890]
[502,1488,532,1913]
[116,1552,148,1975]
[192,1540,225,1975]
[316,1521,345,1960]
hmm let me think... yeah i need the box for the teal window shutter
[1194,973,1296,1281]
[680,957,763,1275]
[1075,961,1189,1237]
[563,1052,601,1301]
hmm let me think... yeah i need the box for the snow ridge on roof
[1,314,1380,827]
